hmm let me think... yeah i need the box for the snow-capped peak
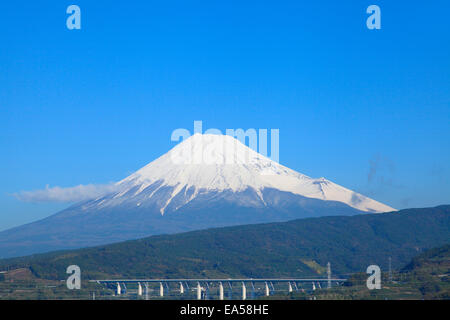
[116,134,395,214]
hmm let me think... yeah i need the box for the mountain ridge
[0,205,448,280]
[0,133,396,258]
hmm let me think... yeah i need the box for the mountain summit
[112,133,394,214]
[0,134,395,258]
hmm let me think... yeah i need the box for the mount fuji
[0,134,395,258]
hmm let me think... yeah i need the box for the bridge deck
[91,278,347,283]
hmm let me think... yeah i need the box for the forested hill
[0,205,449,280]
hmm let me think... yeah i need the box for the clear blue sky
[0,1,449,231]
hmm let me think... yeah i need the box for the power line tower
[327,262,331,289]
[388,257,393,282]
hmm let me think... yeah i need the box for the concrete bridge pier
[265,282,270,296]
[116,282,121,295]
[159,282,164,297]
[144,283,149,300]
[227,282,233,299]
[179,282,184,294]
[250,282,256,299]
[197,282,202,300]
[137,282,142,296]
[219,282,224,300]
[241,282,246,300]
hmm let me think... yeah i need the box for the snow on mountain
[108,133,395,214]
[0,133,397,258]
